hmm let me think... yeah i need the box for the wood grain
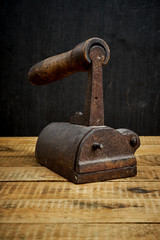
[0,136,159,145]
[0,167,66,182]
[0,136,160,239]
[0,223,160,240]
[0,144,35,157]
[0,182,159,200]
[1,138,160,158]
[0,137,160,167]
[0,156,40,167]
[136,155,160,166]
[0,166,159,182]
[136,145,160,155]
[0,155,160,167]
[140,137,160,145]
[0,199,160,223]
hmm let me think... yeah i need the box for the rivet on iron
[130,137,137,147]
[92,142,103,150]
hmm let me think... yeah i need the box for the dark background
[0,0,160,136]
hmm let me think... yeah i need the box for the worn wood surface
[0,137,160,239]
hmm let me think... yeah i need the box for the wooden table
[0,137,160,239]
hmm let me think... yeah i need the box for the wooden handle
[28,37,110,85]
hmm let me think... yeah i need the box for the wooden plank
[0,223,159,240]
[140,136,160,145]
[0,138,159,169]
[0,144,35,157]
[0,198,160,223]
[0,167,66,182]
[0,137,159,239]
[112,166,160,182]
[2,144,159,157]
[136,145,160,155]
[0,156,40,167]
[0,137,37,145]
[0,166,159,182]
[136,155,160,166]
[0,154,160,167]
[0,182,159,200]
[0,138,160,158]
[0,136,159,145]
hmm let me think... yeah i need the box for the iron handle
[28,37,110,85]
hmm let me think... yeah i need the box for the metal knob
[92,142,103,150]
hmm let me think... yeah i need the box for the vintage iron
[28,37,140,184]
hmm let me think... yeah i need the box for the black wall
[0,0,160,136]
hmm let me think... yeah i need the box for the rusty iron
[28,37,140,184]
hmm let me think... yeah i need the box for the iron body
[28,37,140,184]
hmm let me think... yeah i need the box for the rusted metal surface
[70,46,105,126]
[36,123,93,172]
[28,37,140,184]
[28,38,110,86]
[76,127,139,174]
[36,123,139,183]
